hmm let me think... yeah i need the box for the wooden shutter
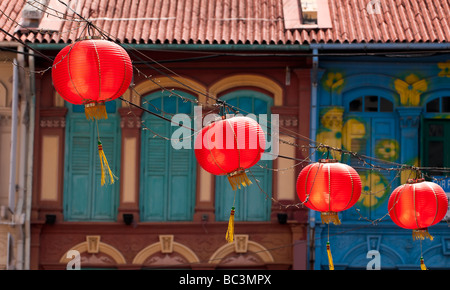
[64,106,120,221]
[215,91,273,222]
[65,117,92,220]
[140,92,196,221]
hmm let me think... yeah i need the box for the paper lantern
[52,37,133,120]
[296,158,362,270]
[296,159,362,225]
[51,37,132,186]
[388,178,448,241]
[194,116,265,243]
[194,116,266,190]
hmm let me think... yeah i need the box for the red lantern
[194,116,266,190]
[296,159,362,225]
[194,116,266,243]
[52,37,133,120]
[51,37,132,186]
[388,178,448,241]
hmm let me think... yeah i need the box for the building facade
[0,46,33,269]
[2,0,450,270]
[1,0,317,270]
[312,52,450,269]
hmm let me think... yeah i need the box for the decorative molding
[40,108,68,128]
[234,235,249,253]
[209,238,274,264]
[279,116,298,128]
[120,118,142,129]
[442,237,450,256]
[367,235,381,252]
[40,118,66,128]
[132,237,200,264]
[119,107,143,129]
[0,114,11,126]
[396,107,422,129]
[59,239,126,264]
[86,236,101,254]
[159,235,174,254]
[132,76,206,105]
[209,74,283,106]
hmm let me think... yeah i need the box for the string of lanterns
[49,35,450,271]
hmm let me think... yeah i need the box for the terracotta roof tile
[2,0,450,45]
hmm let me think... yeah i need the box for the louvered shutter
[215,91,273,222]
[64,102,120,221]
[65,117,92,220]
[140,92,196,221]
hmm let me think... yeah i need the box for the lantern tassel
[326,242,334,270]
[225,207,235,243]
[412,228,434,241]
[227,170,252,191]
[85,102,108,120]
[98,141,116,186]
[321,212,341,225]
[420,257,427,270]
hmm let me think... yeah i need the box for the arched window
[343,95,397,221]
[215,90,273,222]
[139,90,197,221]
[422,97,450,176]
[63,101,121,221]
[425,96,450,113]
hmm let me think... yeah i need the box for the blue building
[311,49,450,269]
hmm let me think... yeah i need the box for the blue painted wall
[312,54,450,270]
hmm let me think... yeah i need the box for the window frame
[63,100,121,222]
[214,89,274,222]
[139,89,197,222]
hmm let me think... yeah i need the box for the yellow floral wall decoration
[316,107,344,159]
[323,72,345,93]
[394,74,428,106]
[358,171,390,210]
[374,139,399,162]
[438,60,450,77]
[341,118,366,152]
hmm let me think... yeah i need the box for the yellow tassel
[412,228,434,241]
[225,207,235,243]
[98,141,117,186]
[227,170,252,191]
[327,242,334,270]
[420,257,428,270]
[321,212,341,225]
[85,102,108,120]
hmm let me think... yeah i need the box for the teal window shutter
[140,90,196,221]
[215,90,273,222]
[343,95,398,221]
[64,101,120,221]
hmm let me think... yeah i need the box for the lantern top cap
[318,159,338,164]
[407,178,425,184]
[77,35,102,41]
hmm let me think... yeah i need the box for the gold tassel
[412,228,434,241]
[326,242,334,270]
[227,170,252,191]
[85,102,108,120]
[321,212,341,225]
[225,207,235,243]
[420,257,428,270]
[98,141,116,186]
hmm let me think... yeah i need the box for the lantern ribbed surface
[194,116,265,176]
[296,159,362,213]
[51,38,133,105]
[388,179,448,231]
